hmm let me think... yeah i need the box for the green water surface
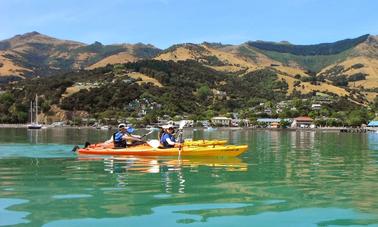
[0,128,377,226]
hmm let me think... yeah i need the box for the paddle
[71,141,90,152]
[178,120,186,158]
[140,129,154,139]
[178,120,186,141]
[126,129,155,146]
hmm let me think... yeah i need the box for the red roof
[294,116,313,121]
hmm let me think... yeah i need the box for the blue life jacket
[114,131,126,148]
[160,133,176,148]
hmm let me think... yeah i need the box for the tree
[280,119,290,128]
[372,96,378,112]
[196,85,212,102]
[346,109,369,126]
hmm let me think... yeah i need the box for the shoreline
[0,124,372,132]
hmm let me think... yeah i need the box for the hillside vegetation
[0,60,287,123]
[0,60,375,126]
[247,34,369,56]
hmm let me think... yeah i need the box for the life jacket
[113,131,127,148]
[160,133,176,148]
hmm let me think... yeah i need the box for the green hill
[244,35,370,72]
[247,34,369,56]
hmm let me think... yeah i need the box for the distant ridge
[0,31,160,81]
[247,34,370,56]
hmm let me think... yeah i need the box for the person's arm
[165,138,176,145]
[130,134,142,139]
[123,134,142,141]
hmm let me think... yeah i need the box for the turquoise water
[0,128,377,226]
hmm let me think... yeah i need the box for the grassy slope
[86,52,139,69]
[277,74,349,96]
[127,72,163,87]
[255,48,353,72]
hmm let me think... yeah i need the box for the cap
[162,124,174,129]
[118,123,126,128]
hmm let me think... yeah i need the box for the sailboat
[27,94,42,129]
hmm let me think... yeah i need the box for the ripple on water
[153,194,172,199]
[0,198,30,226]
[42,205,378,227]
[52,194,93,200]
[262,199,287,205]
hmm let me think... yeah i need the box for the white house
[211,117,231,126]
[311,104,322,110]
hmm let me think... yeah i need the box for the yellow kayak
[78,144,248,157]
[88,139,228,149]
[184,140,227,146]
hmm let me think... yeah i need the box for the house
[367,121,378,127]
[212,89,227,100]
[195,120,208,127]
[313,93,333,104]
[211,117,231,126]
[184,120,194,127]
[311,104,322,110]
[291,116,314,128]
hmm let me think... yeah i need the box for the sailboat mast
[30,100,33,124]
[35,94,38,124]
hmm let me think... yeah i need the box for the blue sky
[1,0,377,48]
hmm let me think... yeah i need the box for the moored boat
[27,123,43,129]
[78,144,248,157]
[100,125,111,130]
[27,94,42,130]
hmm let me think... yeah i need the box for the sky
[1,0,377,48]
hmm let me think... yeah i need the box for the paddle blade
[145,130,154,136]
[84,142,91,148]
[71,145,80,152]
[141,130,154,138]
[147,139,161,149]
[179,120,186,130]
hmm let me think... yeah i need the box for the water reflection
[77,156,247,194]
[44,205,378,227]
[368,132,378,151]
[98,157,248,174]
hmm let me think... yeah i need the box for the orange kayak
[78,144,248,157]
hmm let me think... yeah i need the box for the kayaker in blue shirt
[160,125,178,148]
[113,123,142,148]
